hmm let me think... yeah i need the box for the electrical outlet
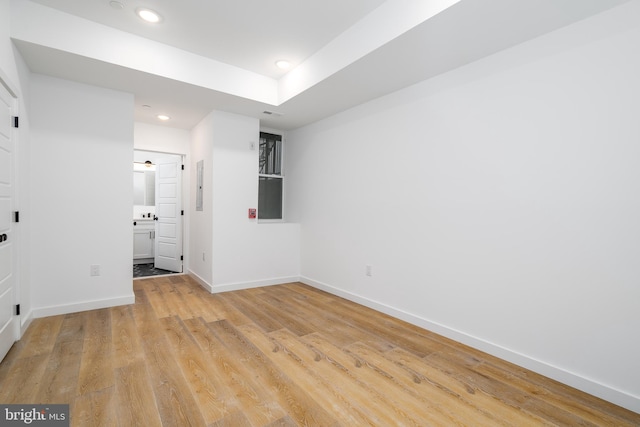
[90,264,100,276]
[365,265,372,277]
[202,252,205,262]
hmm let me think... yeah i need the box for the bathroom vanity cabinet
[133,219,155,262]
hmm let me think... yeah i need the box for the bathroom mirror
[133,167,155,206]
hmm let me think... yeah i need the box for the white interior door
[0,80,18,362]
[154,155,183,273]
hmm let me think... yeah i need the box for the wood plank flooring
[0,275,638,426]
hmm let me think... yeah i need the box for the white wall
[134,122,190,155]
[210,112,300,290]
[188,112,215,286]
[29,74,135,316]
[286,1,640,413]
[189,110,300,291]
[0,0,21,90]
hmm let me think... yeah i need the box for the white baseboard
[20,310,33,337]
[300,276,640,414]
[187,270,214,292]
[210,276,301,293]
[209,276,300,294]
[32,294,136,318]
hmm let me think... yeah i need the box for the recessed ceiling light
[109,1,124,10]
[141,104,152,109]
[136,8,162,23]
[157,114,170,121]
[275,60,291,70]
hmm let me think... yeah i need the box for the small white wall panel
[0,102,9,143]
[158,223,176,238]
[158,203,176,218]
[157,242,176,258]
[159,182,176,198]
[0,149,9,185]
[0,243,12,339]
[0,245,9,285]
[158,163,176,178]
[0,287,12,334]
[0,200,8,232]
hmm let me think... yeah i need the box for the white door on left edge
[0,80,18,363]
[154,155,183,273]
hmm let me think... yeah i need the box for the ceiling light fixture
[134,161,156,172]
[136,8,162,23]
[157,114,170,121]
[275,60,291,70]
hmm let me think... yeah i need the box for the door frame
[133,149,186,277]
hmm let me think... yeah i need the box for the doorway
[133,150,184,278]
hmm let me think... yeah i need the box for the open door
[0,78,18,362]
[154,155,183,273]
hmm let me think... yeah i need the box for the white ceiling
[13,0,631,130]
[28,0,389,79]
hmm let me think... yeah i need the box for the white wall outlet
[202,252,205,261]
[365,265,372,277]
[90,264,100,276]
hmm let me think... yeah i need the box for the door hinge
[15,304,20,316]
[181,210,184,216]
[13,211,19,223]
[181,164,184,170]
[13,116,18,128]
[180,255,183,261]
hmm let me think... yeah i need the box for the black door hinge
[13,211,19,223]
[15,304,20,316]
[181,164,184,170]
[180,255,183,261]
[13,116,18,128]
[181,210,184,216]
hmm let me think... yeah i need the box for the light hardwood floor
[0,275,638,426]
